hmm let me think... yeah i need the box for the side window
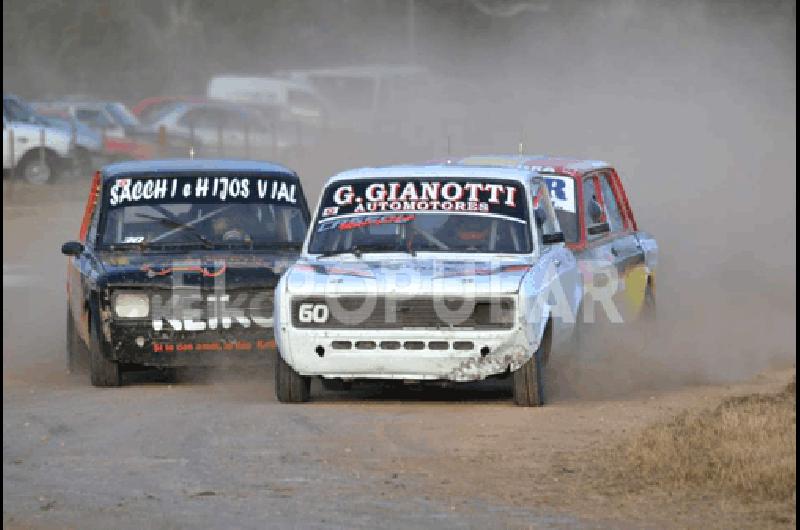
[599,173,625,233]
[583,176,606,240]
[531,181,560,248]
[544,175,579,244]
[76,108,113,128]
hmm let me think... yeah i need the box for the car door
[598,170,650,319]
[531,177,581,345]
[581,171,646,323]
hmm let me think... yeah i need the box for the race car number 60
[298,303,329,323]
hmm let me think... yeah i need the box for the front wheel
[275,351,310,403]
[66,307,85,373]
[88,311,122,387]
[512,323,551,407]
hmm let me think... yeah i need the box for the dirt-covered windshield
[308,178,531,254]
[99,173,307,249]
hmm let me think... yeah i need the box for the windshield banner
[107,174,299,207]
[318,179,528,222]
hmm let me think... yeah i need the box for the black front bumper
[107,322,276,367]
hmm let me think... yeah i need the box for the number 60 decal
[298,303,329,323]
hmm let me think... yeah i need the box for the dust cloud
[3,0,795,396]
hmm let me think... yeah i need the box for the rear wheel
[88,311,122,387]
[641,279,656,321]
[512,323,552,407]
[275,351,310,403]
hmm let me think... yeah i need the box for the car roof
[101,159,297,180]
[453,155,612,176]
[326,164,535,184]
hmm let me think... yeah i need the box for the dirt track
[3,180,795,529]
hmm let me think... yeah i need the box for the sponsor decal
[108,175,298,207]
[318,179,526,222]
[152,339,275,353]
[543,176,577,214]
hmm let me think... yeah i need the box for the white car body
[274,165,582,382]
[2,115,72,170]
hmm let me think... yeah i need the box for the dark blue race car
[61,159,310,386]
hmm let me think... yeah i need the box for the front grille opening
[428,341,449,350]
[356,341,377,350]
[473,301,514,326]
[404,341,425,350]
[331,341,352,350]
[453,341,475,351]
[380,341,401,350]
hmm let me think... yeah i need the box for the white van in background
[273,65,432,131]
[206,76,327,129]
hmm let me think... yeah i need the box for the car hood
[96,250,297,290]
[284,255,532,297]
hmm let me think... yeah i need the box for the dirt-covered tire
[88,311,122,387]
[275,350,310,403]
[512,322,552,407]
[66,307,85,373]
[17,150,56,185]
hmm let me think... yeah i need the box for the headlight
[114,292,150,318]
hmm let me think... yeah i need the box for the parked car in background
[131,95,209,125]
[33,99,178,161]
[206,76,327,130]
[33,99,145,139]
[3,93,81,184]
[61,159,311,386]
[145,101,305,159]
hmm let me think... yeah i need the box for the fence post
[244,123,250,159]
[189,123,195,157]
[158,125,167,158]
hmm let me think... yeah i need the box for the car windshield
[308,178,532,255]
[106,103,140,128]
[100,173,307,249]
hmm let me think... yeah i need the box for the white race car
[274,164,582,406]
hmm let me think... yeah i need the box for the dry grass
[586,374,797,525]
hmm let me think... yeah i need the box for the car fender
[273,272,292,364]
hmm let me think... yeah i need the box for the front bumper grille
[291,296,515,330]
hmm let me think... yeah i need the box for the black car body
[62,159,310,386]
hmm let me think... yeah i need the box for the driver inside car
[211,209,253,242]
[436,215,491,250]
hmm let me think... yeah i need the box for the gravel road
[3,180,793,530]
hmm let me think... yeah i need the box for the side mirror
[587,222,610,236]
[542,232,565,245]
[61,241,84,256]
